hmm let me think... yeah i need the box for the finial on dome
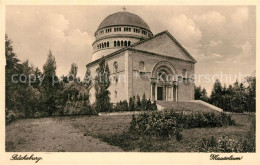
[123,6,126,12]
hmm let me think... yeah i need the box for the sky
[6,5,256,93]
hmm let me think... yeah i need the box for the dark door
[157,87,163,100]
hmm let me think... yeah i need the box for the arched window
[114,41,116,47]
[117,41,120,47]
[139,61,145,71]
[104,42,107,48]
[107,41,109,47]
[102,43,104,48]
[113,62,118,73]
[124,41,127,46]
[121,41,124,47]
[128,41,131,46]
[115,91,117,98]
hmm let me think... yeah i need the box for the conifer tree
[42,50,58,115]
[94,57,111,112]
[141,93,147,110]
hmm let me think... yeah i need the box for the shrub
[5,109,16,125]
[151,101,158,110]
[113,100,129,111]
[130,112,180,139]
[112,95,157,112]
[136,95,142,111]
[199,136,255,152]
[179,112,235,129]
[129,110,235,139]
[141,93,147,110]
[129,97,135,111]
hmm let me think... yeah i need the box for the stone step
[156,100,223,113]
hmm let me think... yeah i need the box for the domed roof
[97,11,151,31]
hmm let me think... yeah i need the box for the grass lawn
[66,113,255,152]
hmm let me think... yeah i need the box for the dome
[97,11,151,31]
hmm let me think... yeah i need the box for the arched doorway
[150,61,178,102]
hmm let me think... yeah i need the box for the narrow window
[102,43,104,48]
[117,41,120,47]
[104,42,106,48]
[121,41,123,46]
[124,41,127,46]
[114,41,116,47]
[128,41,131,46]
[139,61,145,71]
[113,62,118,73]
[107,41,109,47]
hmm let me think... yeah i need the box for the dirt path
[6,117,123,152]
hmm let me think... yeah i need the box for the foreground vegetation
[67,113,255,152]
[6,111,255,152]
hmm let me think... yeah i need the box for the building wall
[128,50,195,101]
[88,49,195,104]
[88,51,127,104]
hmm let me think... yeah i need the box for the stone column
[150,83,153,101]
[175,86,178,102]
[165,86,168,101]
[155,83,157,100]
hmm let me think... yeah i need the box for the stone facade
[87,12,196,104]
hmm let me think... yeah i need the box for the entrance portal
[157,87,163,100]
[151,61,179,102]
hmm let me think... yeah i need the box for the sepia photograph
[1,1,259,164]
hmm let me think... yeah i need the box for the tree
[210,79,223,107]
[230,81,247,113]
[94,57,111,112]
[246,76,256,112]
[32,67,43,89]
[42,50,58,115]
[195,86,202,100]
[141,93,147,110]
[84,67,92,89]
[129,97,135,111]
[69,62,78,82]
[195,85,208,102]
[146,99,152,110]
[5,34,42,119]
[136,95,141,110]
[5,34,21,111]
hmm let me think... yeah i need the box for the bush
[199,136,255,152]
[63,101,96,116]
[129,97,135,111]
[112,95,158,112]
[113,100,129,111]
[129,110,235,139]
[130,112,180,139]
[178,112,235,129]
[5,109,16,125]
